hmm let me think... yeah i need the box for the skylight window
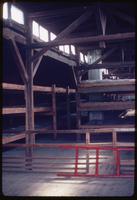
[11,5,24,24]
[50,32,57,41]
[3,2,8,19]
[40,26,49,42]
[64,45,70,54]
[59,45,64,52]
[80,52,84,63]
[32,21,39,37]
[71,45,76,55]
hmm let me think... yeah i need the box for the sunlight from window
[3,2,8,19]
[11,5,24,24]
[64,45,70,54]
[84,55,88,63]
[50,32,57,41]
[80,52,84,63]
[71,45,75,55]
[40,26,49,42]
[59,45,64,52]
[32,21,39,37]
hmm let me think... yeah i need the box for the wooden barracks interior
[2,1,135,197]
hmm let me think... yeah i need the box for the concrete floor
[2,171,134,196]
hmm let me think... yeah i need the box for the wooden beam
[79,124,134,129]
[95,4,107,48]
[79,79,135,87]
[31,32,135,49]
[30,8,94,62]
[66,86,71,129]
[2,82,76,93]
[79,61,135,70]
[2,133,26,144]
[3,28,77,67]
[24,127,135,134]
[33,55,43,78]
[2,107,52,114]
[52,85,57,139]
[10,39,28,84]
[110,10,135,26]
[78,101,135,111]
[29,6,88,18]
[78,85,135,93]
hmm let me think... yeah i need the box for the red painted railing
[3,144,134,177]
[57,145,134,177]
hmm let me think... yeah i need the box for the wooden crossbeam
[10,39,28,83]
[33,55,43,78]
[29,6,88,18]
[31,8,95,62]
[2,107,52,115]
[78,101,134,111]
[79,61,135,70]
[3,28,77,67]
[2,82,76,93]
[110,9,135,26]
[31,32,135,49]
[95,4,107,48]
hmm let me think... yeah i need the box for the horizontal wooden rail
[78,101,134,111]
[2,127,134,144]
[2,107,52,114]
[3,142,135,148]
[2,83,76,93]
[79,124,134,129]
[79,79,135,87]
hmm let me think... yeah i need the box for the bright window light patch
[50,32,56,41]
[3,2,8,19]
[71,45,75,55]
[59,45,64,52]
[32,21,39,37]
[64,45,70,54]
[85,55,88,63]
[40,26,49,42]
[80,52,84,63]
[11,5,24,24]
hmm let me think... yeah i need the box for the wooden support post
[25,16,35,169]
[76,90,81,142]
[112,130,117,147]
[52,84,57,139]
[86,132,90,173]
[66,86,71,129]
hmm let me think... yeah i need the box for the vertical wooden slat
[25,16,35,169]
[86,132,90,173]
[66,86,71,129]
[52,84,57,139]
[112,130,117,146]
[76,90,81,142]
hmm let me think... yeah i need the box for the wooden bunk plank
[2,107,52,114]
[78,101,134,111]
[2,83,76,93]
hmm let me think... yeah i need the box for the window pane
[71,45,75,55]
[59,45,64,52]
[80,52,84,62]
[40,26,49,42]
[11,5,24,24]
[3,2,8,19]
[50,32,56,41]
[64,45,70,54]
[32,21,39,37]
